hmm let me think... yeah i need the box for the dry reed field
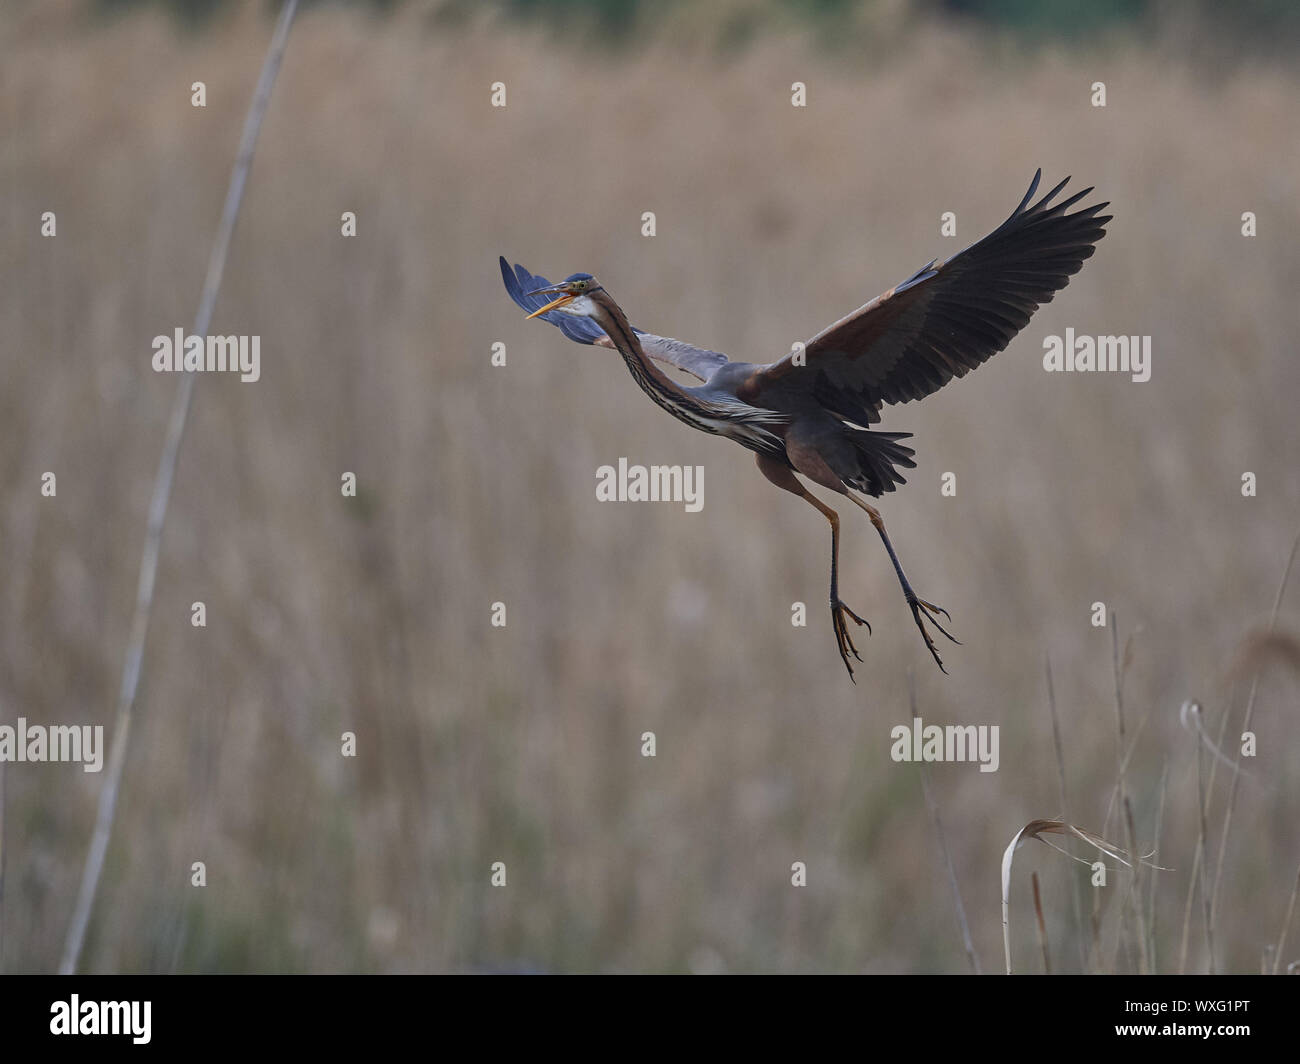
[2,0,1298,974]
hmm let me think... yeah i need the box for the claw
[916,598,953,625]
[907,596,960,674]
[840,601,872,635]
[831,598,870,682]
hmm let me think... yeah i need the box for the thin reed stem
[1031,872,1051,974]
[1193,719,1215,974]
[1275,865,1299,976]
[1210,531,1299,923]
[59,0,300,975]
[911,673,980,974]
[1045,656,1086,971]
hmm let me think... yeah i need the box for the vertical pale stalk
[59,0,301,976]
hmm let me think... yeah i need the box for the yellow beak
[526,293,574,319]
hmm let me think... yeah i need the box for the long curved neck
[592,290,686,390]
[589,288,787,456]
[589,289,723,435]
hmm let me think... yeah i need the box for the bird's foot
[831,598,871,682]
[907,595,960,674]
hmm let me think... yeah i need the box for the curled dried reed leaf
[1001,817,1169,974]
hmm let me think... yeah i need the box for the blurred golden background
[2,0,1298,973]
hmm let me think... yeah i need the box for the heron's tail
[846,430,916,497]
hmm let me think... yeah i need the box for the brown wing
[738,171,1111,424]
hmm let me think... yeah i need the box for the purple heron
[502,170,1110,680]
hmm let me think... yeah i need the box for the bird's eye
[574,280,587,290]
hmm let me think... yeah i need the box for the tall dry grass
[2,1,1298,972]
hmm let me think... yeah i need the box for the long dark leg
[846,491,960,673]
[756,454,870,681]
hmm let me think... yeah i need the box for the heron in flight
[502,170,1110,680]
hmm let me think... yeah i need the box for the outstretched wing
[738,171,1111,424]
[630,334,730,383]
[499,257,729,383]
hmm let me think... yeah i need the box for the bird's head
[526,273,604,318]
